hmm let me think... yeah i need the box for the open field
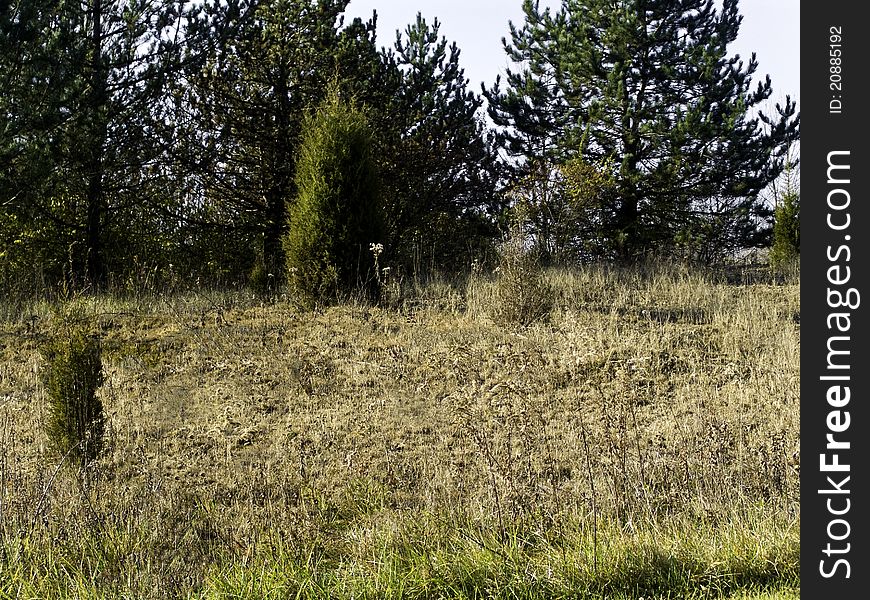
[0,264,800,598]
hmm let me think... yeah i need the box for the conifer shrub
[40,324,106,467]
[770,190,800,269]
[284,86,384,308]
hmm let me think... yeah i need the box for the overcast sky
[344,0,800,108]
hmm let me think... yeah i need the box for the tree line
[1,0,799,297]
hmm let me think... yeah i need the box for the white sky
[344,0,800,107]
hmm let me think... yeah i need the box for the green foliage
[769,146,800,269]
[284,87,384,307]
[486,0,800,261]
[559,156,620,258]
[4,0,806,294]
[248,254,276,299]
[1,1,82,289]
[176,0,382,281]
[770,191,800,267]
[1,0,190,290]
[375,13,502,273]
[40,324,106,467]
[2,2,503,293]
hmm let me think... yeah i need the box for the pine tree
[1,0,99,287]
[769,144,799,268]
[770,189,799,266]
[485,0,799,261]
[376,13,501,271]
[1,0,190,289]
[173,0,382,281]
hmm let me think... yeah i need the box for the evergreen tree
[1,0,68,287]
[1,0,190,289]
[485,0,799,261]
[283,86,383,306]
[769,144,799,267]
[173,0,382,281]
[376,14,501,271]
[40,326,106,467]
[770,189,799,266]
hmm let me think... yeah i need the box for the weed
[489,219,554,327]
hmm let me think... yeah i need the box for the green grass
[2,507,799,599]
[0,262,800,598]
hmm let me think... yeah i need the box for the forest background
[1,0,799,301]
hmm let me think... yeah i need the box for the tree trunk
[263,193,285,279]
[262,64,294,282]
[84,0,107,289]
[85,166,105,287]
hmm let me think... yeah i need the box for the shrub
[40,326,106,468]
[249,255,277,299]
[284,85,384,308]
[490,215,554,326]
[770,190,800,269]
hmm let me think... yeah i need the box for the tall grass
[0,261,799,598]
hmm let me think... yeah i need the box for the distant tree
[485,0,800,261]
[376,13,502,272]
[770,189,799,266]
[172,0,383,282]
[1,0,190,289]
[769,143,799,267]
[283,87,384,307]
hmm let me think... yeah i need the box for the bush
[249,255,277,299]
[490,217,554,326]
[284,85,385,308]
[770,190,800,269]
[40,326,106,468]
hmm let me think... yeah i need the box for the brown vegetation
[0,264,799,598]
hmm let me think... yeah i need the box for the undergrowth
[0,262,800,598]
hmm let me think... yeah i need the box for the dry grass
[0,263,799,598]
